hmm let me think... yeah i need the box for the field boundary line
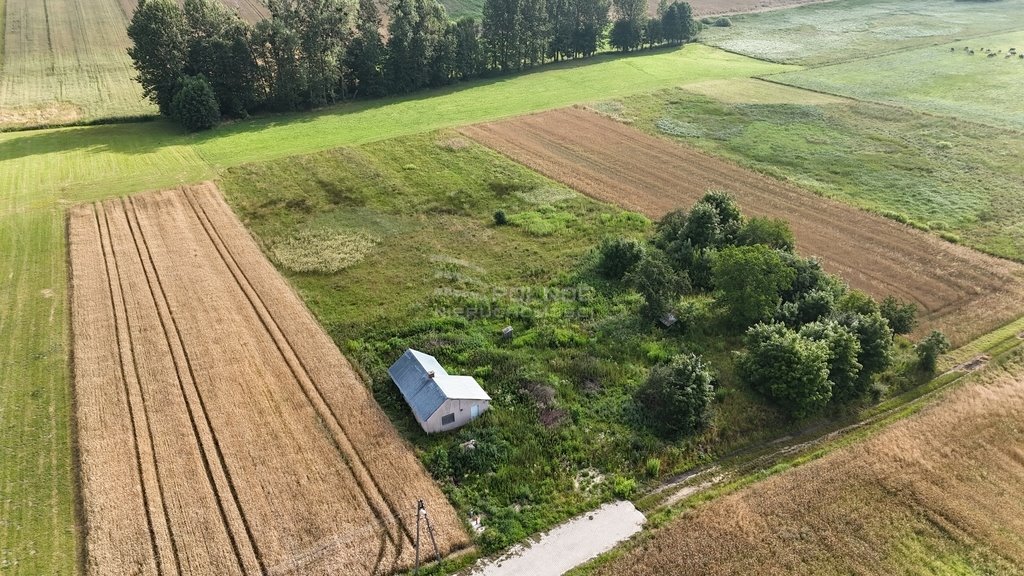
[92,202,165,574]
[124,195,267,575]
[182,185,412,571]
[102,203,184,576]
[65,209,88,576]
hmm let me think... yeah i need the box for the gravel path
[470,501,646,576]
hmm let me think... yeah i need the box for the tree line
[128,0,698,130]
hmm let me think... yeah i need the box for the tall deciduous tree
[712,245,796,328]
[482,0,522,71]
[385,0,419,92]
[346,0,387,97]
[610,0,645,51]
[182,0,260,117]
[452,17,486,79]
[739,322,832,418]
[128,0,188,115]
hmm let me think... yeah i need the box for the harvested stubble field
[593,350,1024,575]
[461,108,1024,346]
[69,183,467,575]
[0,0,153,129]
[0,0,267,130]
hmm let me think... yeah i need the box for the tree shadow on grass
[0,45,688,164]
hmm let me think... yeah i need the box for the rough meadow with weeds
[223,132,926,555]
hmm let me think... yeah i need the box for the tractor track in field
[70,184,468,575]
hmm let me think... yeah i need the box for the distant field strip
[769,30,1024,131]
[461,108,1024,345]
[701,0,1024,65]
[0,0,154,129]
[70,184,467,575]
[118,0,269,23]
[595,351,1024,575]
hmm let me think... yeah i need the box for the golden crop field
[595,350,1024,575]
[69,183,468,575]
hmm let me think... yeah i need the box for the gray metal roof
[388,349,490,422]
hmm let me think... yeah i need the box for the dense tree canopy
[712,245,796,328]
[637,354,715,437]
[128,0,696,129]
[739,322,832,418]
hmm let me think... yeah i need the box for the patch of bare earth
[460,107,1024,345]
[69,183,468,575]
[593,354,1024,575]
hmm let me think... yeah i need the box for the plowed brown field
[595,353,1024,575]
[69,183,467,576]
[461,108,1024,345]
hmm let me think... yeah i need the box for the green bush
[713,17,731,27]
[636,353,715,438]
[739,322,832,418]
[737,217,795,252]
[880,296,918,335]
[170,75,220,131]
[613,476,637,499]
[713,245,796,328]
[597,237,645,280]
[916,330,950,373]
[645,457,662,478]
[493,209,508,225]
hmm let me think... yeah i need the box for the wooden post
[415,500,423,574]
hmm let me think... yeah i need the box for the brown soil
[118,0,268,23]
[69,183,467,575]
[460,107,1024,346]
[594,354,1024,575]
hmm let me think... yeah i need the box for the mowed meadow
[771,30,1024,131]
[0,0,153,128]
[0,45,787,575]
[701,0,1024,65]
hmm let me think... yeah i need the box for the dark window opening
[441,413,456,425]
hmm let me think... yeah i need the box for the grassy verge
[599,79,1024,261]
[700,0,1024,65]
[769,30,1024,131]
[0,210,76,574]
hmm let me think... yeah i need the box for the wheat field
[69,183,468,575]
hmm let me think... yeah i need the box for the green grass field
[0,45,788,575]
[0,44,791,208]
[599,78,1024,260]
[441,0,485,20]
[769,30,1024,131]
[0,0,154,129]
[701,0,1024,65]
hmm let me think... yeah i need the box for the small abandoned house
[388,349,491,433]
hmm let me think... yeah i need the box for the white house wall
[422,398,490,433]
